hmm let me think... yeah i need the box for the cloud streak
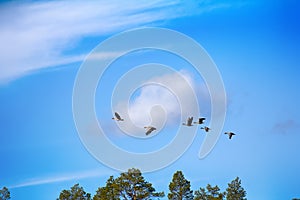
[0,0,180,82]
[9,169,113,189]
[0,0,247,83]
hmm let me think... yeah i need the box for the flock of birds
[182,116,236,139]
[112,112,236,139]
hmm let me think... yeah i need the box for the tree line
[57,168,246,200]
[1,168,246,199]
[2,169,300,199]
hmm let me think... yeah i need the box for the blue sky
[1,0,300,199]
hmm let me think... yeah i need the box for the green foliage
[93,176,120,200]
[168,171,194,200]
[225,177,246,200]
[94,168,164,200]
[194,188,208,200]
[57,183,91,200]
[194,184,224,200]
[194,177,247,200]
[116,168,164,200]
[0,187,10,200]
[54,169,247,200]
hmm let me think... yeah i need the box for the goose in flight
[201,126,211,132]
[225,132,236,139]
[182,117,193,126]
[144,126,157,135]
[194,117,206,125]
[112,112,124,121]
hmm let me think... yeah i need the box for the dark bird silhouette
[194,117,206,125]
[201,126,211,132]
[182,117,193,126]
[144,126,157,135]
[112,112,124,121]
[225,132,236,139]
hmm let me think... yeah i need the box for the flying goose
[144,126,157,135]
[194,117,206,125]
[112,112,124,121]
[225,132,236,139]
[201,126,211,132]
[182,117,193,126]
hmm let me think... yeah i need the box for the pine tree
[57,183,91,200]
[0,187,10,200]
[168,171,193,200]
[194,184,224,200]
[115,168,164,200]
[93,176,120,200]
[225,177,246,200]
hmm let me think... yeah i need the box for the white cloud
[115,70,204,135]
[0,0,182,82]
[87,51,125,61]
[9,169,113,188]
[0,0,248,83]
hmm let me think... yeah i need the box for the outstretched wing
[115,112,121,120]
[225,132,236,139]
[188,117,193,126]
[145,127,156,135]
[199,117,206,124]
[145,129,152,135]
[229,132,236,139]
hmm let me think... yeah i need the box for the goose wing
[145,126,156,135]
[229,132,236,139]
[145,129,152,135]
[199,117,206,124]
[115,112,122,120]
[225,132,236,139]
[205,126,210,132]
[188,117,193,126]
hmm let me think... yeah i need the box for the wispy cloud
[0,0,180,82]
[9,169,114,189]
[272,119,299,134]
[0,0,248,83]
